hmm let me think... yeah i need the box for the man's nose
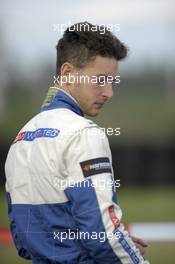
[101,84,113,100]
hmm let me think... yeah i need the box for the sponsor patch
[13,128,60,144]
[108,205,120,229]
[80,157,112,177]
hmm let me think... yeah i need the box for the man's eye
[97,76,106,85]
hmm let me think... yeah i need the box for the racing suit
[5,87,149,264]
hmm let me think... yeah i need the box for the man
[5,22,149,263]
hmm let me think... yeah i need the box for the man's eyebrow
[95,74,116,82]
[95,74,108,76]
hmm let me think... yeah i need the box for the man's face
[62,56,118,117]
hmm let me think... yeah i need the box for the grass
[0,245,29,264]
[146,242,175,263]
[118,186,175,222]
[0,190,8,228]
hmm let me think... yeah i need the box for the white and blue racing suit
[5,87,150,264]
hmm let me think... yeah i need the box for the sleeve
[64,127,149,264]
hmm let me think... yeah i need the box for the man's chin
[85,109,99,117]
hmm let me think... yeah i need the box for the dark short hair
[56,21,128,76]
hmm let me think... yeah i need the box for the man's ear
[60,63,75,85]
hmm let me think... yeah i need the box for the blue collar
[40,89,84,117]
